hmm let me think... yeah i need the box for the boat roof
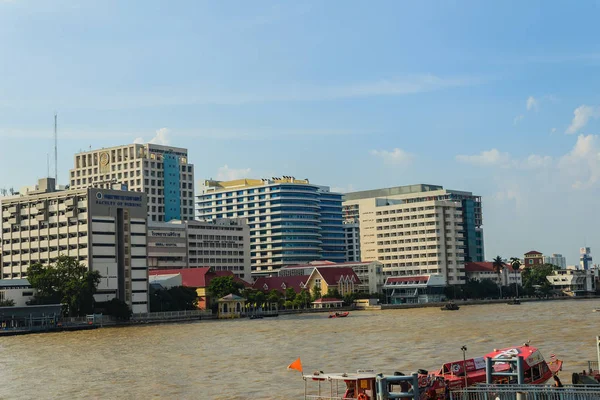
[303,371,378,381]
[485,345,545,368]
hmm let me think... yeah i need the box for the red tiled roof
[313,267,361,285]
[149,267,250,288]
[386,276,429,284]
[525,250,542,255]
[312,297,344,303]
[464,262,510,272]
[252,275,309,294]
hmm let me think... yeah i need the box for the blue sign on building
[164,153,181,222]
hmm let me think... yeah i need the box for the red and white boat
[328,312,350,318]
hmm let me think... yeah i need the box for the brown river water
[1,299,599,400]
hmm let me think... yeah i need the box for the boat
[507,298,521,305]
[328,311,350,318]
[441,302,459,311]
[429,344,561,390]
[573,335,600,385]
[298,344,562,399]
[248,314,263,319]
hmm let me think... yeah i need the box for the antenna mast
[47,154,50,178]
[54,112,58,184]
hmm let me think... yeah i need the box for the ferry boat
[298,344,561,400]
[440,302,459,311]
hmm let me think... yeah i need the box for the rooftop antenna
[54,112,58,184]
[47,153,50,178]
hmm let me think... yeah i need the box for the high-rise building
[196,177,344,276]
[69,143,195,223]
[580,247,592,270]
[146,219,251,281]
[544,253,566,269]
[343,184,484,285]
[0,178,149,313]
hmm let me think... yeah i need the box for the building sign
[99,151,110,173]
[149,230,183,238]
[150,242,186,248]
[94,192,143,208]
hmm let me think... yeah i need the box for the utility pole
[54,112,58,184]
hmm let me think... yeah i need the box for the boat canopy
[485,346,546,369]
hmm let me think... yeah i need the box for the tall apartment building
[580,247,593,270]
[196,177,344,276]
[147,219,251,281]
[69,143,194,222]
[343,184,485,285]
[0,178,149,313]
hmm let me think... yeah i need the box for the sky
[2,0,600,265]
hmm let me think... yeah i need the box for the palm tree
[509,257,522,298]
[492,255,505,299]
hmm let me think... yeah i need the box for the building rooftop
[465,261,510,273]
[252,275,309,294]
[149,268,251,287]
[202,176,312,191]
[344,184,444,201]
[312,267,361,285]
[0,278,30,288]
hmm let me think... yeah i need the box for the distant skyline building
[343,184,484,285]
[580,247,593,270]
[68,143,195,223]
[196,177,344,276]
[524,250,544,266]
[544,253,567,269]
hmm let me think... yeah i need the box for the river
[0,299,598,399]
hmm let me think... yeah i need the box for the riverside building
[196,177,344,276]
[1,178,149,313]
[147,219,251,281]
[343,184,484,285]
[69,143,195,222]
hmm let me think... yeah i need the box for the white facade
[465,263,522,286]
[1,179,149,313]
[69,143,195,223]
[147,219,251,281]
[0,279,36,307]
[544,254,567,269]
[547,267,596,294]
[344,221,361,262]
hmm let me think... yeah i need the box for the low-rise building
[464,262,522,287]
[547,267,596,296]
[1,178,150,313]
[0,279,35,307]
[148,267,249,310]
[382,274,446,304]
[278,260,384,294]
[524,251,544,267]
[305,267,361,297]
[147,219,251,281]
[252,275,309,295]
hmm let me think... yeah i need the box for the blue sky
[2,0,600,265]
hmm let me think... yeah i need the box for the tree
[149,286,198,312]
[284,287,296,303]
[311,286,322,302]
[0,299,15,307]
[27,255,101,317]
[521,263,557,296]
[96,298,132,321]
[297,289,311,309]
[207,276,244,303]
[492,255,505,298]
[509,257,522,298]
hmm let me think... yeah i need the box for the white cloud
[513,115,524,125]
[551,127,557,134]
[215,165,252,181]
[370,148,415,165]
[456,149,512,167]
[526,96,539,111]
[558,134,600,188]
[134,127,170,145]
[566,105,600,134]
[521,154,553,169]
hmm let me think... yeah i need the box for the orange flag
[287,358,303,373]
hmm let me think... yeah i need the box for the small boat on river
[441,302,459,311]
[507,298,521,305]
[328,311,349,318]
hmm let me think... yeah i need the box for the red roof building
[305,267,361,297]
[524,251,544,266]
[464,262,522,287]
[252,275,309,294]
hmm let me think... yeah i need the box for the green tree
[521,263,557,296]
[254,291,266,309]
[492,255,505,298]
[96,298,132,321]
[207,276,244,302]
[0,299,15,307]
[311,286,322,302]
[284,287,296,302]
[27,255,101,317]
[325,288,342,299]
[296,289,311,309]
[509,257,522,298]
[149,286,198,312]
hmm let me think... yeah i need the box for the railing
[132,309,212,321]
[587,361,599,372]
[450,385,600,400]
